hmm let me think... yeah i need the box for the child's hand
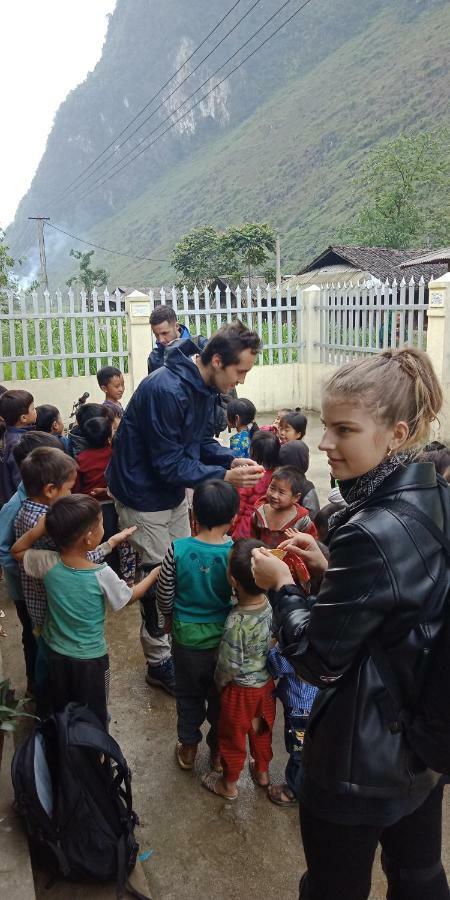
[108,526,137,549]
[90,487,109,500]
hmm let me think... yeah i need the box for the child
[266,644,318,807]
[278,410,309,472]
[67,402,114,458]
[35,404,70,453]
[12,494,158,727]
[156,480,239,772]
[313,503,336,543]
[251,466,317,548]
[0,390,37,501]
[203,539,275,801]
[97,365,125,419]
[279,441,319,516]
[230,431,280,540]
[260,407,293,436]
[228,398,258,458]
[74,416,136,585]
[0,432,62,694]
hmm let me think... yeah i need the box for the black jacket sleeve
[270,523,395,688]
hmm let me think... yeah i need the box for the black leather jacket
[271,462,448,800]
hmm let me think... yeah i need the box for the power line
[50,0,247,204]
[76,0,304,203]
[45,221,170,263]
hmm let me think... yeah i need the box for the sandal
[175,742,197,770]
[267,783,298,807]
[248,760,270,791]
[210,752,223,774]
[202,772,238,802]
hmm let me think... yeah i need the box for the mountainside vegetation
[6,0,450,289]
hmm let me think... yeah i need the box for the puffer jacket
[270,462,448,800]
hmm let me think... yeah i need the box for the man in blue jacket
[109,321,264,694]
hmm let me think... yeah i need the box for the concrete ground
[1,411,449,899]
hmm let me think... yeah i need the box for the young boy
[203,539,275,801]
[156,480,239,772]
[0,432,62,693]
[0,390,37,501]
[251,466,317,548]
[12,494,158,727]
[266,645,318,807]
[97,365,125,419]
[67,402,114,458]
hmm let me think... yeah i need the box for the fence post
[126,290,151,392]
[426,273,450,438]
[301,285,322,410]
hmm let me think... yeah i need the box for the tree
[0,229,17,297]
[222,223,276,282]
[343,131,450,249]
[171,222,276,287]
[66,249,108,296]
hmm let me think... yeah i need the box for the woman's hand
[278,530,328,577]
[251,547,294,591]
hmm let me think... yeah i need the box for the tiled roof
[298,245,447,282]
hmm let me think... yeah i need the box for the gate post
[426,273,450,439]
[301,285,321,410]
[125,290,152,392]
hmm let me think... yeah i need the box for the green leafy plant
[0,679,37,733]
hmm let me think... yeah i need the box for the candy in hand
[270,547,310,586]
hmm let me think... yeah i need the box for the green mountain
[7,0,450,288]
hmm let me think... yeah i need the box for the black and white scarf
[328,451,412,535]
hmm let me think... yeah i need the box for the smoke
[16,225,71,290]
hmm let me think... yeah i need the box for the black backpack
[11,703,151,899]
[369,476,450,775]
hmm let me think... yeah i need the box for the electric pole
[28,216,50,290]
[275,237,281,287]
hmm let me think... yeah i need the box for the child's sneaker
[145,657,176,695]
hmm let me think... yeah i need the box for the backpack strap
[68,721,128,770]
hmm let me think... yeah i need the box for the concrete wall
[0,374,133,425]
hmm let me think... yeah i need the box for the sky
[0,0,117,229]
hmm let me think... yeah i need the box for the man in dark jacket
[109,322,263,694]
[147,305,192,374]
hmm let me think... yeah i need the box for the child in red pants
[202,539,275,801]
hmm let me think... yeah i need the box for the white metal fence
[151,284,303,365]
[0,288,128,381]
[0,277,432,382]
[316,277,428,365]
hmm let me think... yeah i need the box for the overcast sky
[0,0,117,228]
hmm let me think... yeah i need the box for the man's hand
[225,465,264,488]
[225,458,264,487]
[108,525,137,550]
[251,547,294,591]
[278,530,328,577]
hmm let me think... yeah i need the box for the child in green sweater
[156,480,239,773]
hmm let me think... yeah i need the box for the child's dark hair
[81,416,112,449]
[96,365,122,388]
[279,440,309,475]
[271,465,304,496]
[192,480,240,529]
[250,431,280,469]
[0,389,34,426]
[75,402,114,428]
[280,411,307,438]
[229,538,265,596]
[35,404,60,434]
[20,447,76,497]
[46,494,101,548]
[0,385,7,439]
[13,431,62,468]
[227,398,259,438]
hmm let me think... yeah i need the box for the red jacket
[251,498,317,548]
[74,446,112,494]
[230,469,274,540]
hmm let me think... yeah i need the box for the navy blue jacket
[108,340,235,512]
[147,323,191,374]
